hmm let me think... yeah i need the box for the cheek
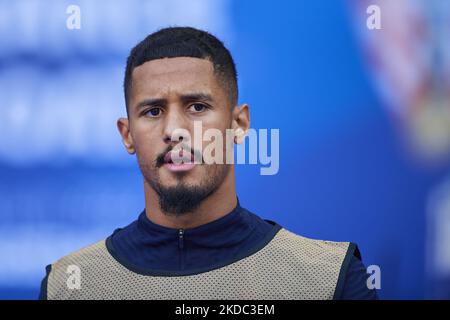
[132,126,160,158]
[201,112,232,135]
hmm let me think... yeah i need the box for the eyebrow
[134,93,214,111]
[180,93,214,104]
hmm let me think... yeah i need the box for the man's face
[124,57,234,214]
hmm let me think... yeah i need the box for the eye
[188,103,207,113]
[145,107,162,117]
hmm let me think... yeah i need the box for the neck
[143,166,237,229]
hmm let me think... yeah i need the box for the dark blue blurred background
[1,0,450,299]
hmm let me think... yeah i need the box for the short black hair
[123,26,238,115]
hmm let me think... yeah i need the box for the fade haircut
[123,26,238,115]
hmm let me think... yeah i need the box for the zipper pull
[178,228,184,249]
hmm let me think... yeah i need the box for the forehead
[130,57,219,102]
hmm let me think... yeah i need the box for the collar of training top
[135,197,257,248]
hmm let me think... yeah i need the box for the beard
[137,146,229,216]
[153,180,221,215]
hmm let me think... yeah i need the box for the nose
[162,107,190,145]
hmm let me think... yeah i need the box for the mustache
[155,144,203,167]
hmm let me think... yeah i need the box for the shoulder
[270,227,362,296]
[51,239,110,271]
[40,239,113,300]
[270,227,378,300]
[272,227,355,262]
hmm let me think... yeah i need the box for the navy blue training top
[107,199,378,300]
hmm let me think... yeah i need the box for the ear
[231,103,250,144]
[117,117,136,154]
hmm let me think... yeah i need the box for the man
[39,27,378,300]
